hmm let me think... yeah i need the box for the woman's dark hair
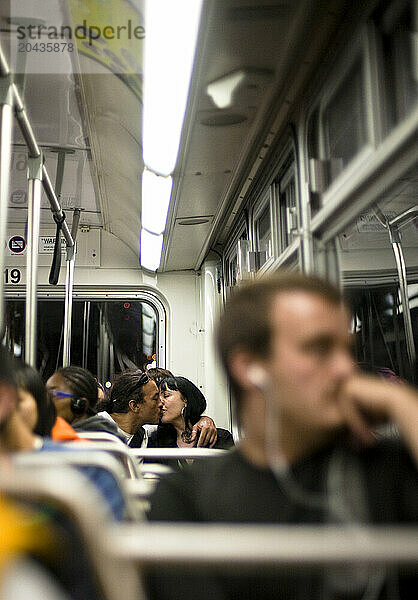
[99,370,148,414]
[160,376,206,428]
[147,367,174,387]
[55,366,98,414]
[14,361,56,436]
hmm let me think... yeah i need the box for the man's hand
[190,416,217,448]
[338,374,418,463]
[338,375,394,445]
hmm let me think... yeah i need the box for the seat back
[77,431,128,447]
[0,467,143,600]
[12,450,144,521]
[63,441,142,479]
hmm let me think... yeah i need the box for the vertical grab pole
[62,209,80,367]
[0,75,14,338]
[82,300,91,369]
[389,227,416,382]
[25,152,43,367]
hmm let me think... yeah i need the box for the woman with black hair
[46,366,123,439]
[148,376,234,450]
[14,362,56,437]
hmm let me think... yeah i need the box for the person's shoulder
[74,414,122,437]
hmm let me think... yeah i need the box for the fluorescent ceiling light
[143,0,203,176]
[140,229,164,272]
[207,70,245,109]
[141,169,173,235]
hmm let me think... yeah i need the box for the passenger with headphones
[146,272,418,600]
[46,366,124,440]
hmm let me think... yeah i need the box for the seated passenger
[0,347,120,598]
[96,369,163,447]
[11,362,126,521]
[14,361,86,443]
[148,376,233,451]
[14,362,56,438]
[46,366,124,440]
[147,368,219,447]
[146,272,418,600]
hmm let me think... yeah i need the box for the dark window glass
[323,60,367,181]
[3,299,158,381]
[346,284,417,384]
[277,169,297,251]
[255,203,272,267]
[377,3,418,127]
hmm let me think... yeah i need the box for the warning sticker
[38,236,67,254]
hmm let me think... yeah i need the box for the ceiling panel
[162,0,344,271]
[165,218,214,270]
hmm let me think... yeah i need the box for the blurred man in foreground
[147,272,418,600]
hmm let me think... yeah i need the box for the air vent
[199,113,247,126]
[177,217,211,226]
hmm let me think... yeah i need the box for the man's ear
[128,399,141,413]
[228,351,268,392]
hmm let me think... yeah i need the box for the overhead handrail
[0,41,77,364]
[107,523,418,569]
[0,44,74,248]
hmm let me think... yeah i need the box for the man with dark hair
[147,271,418,600]
[97,370,162,447]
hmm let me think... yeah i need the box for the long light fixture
[141,0,203,271]
[141,168,173,235]
[142,0,203,177]
[140,229,164,272]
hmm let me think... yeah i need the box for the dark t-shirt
[146,439,418,600]
[147,425,234,450]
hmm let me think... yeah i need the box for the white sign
[38,236,67,254]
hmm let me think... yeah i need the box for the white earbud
[247,365,270,390]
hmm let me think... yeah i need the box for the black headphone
[70,396,88,415]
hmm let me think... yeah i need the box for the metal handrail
[0,40,75,364]
[0,45,74,248]
[106,523,418,568]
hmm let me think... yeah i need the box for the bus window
[3,299,159,381]
[375,0,418,127]
[323,59,367,182]
[254,201,273,268]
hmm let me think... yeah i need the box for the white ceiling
[4,1,414,273]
